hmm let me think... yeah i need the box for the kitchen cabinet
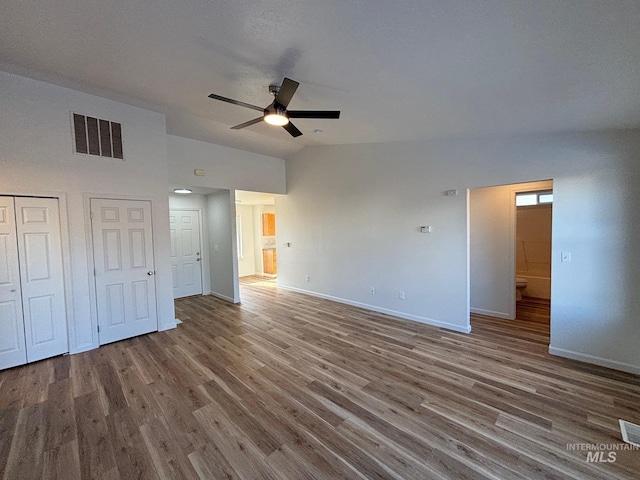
[263,248,277,275]
[262,213,276,236]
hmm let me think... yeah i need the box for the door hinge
[97,325,100,333]
[93,268,96,276]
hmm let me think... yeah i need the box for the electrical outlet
[305,275,310,282]
[399,291,405,300]
[369,287,376,295]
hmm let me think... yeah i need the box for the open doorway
[515,187,553,325]
[235,190,278,280]
[469,180,553,338]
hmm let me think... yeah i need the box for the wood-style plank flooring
[1,276,639,479]
[517,296,551,325]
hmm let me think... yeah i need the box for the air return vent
[72,113,123,159]
[619,419,640,447]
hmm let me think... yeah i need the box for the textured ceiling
[2,0,640,159]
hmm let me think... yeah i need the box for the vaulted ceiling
[2,1,639,159]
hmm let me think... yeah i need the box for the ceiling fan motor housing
[269,85,281,96]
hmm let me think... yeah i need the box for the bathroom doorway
[469,180,553,334]
[515,185,553,325]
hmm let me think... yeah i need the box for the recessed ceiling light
[313,129,323,134]
[174,188,192,194]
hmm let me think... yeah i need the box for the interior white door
[170,210,203,298]
[91,198,158,345]
[15,197,68,363]
[0,197,27,369]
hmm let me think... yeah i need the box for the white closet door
[91,198,158,345]
[0,197,27,370]
[15,197,69,363]
[170,210,203,298]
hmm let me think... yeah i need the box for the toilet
[516,277,527,301]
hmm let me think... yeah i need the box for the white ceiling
[2,1,639,159]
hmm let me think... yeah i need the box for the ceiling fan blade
[287,110,341,119]
[283,122,302,137]
[274,78,299,108]
[208,93,264,112]
[231,117,264,130]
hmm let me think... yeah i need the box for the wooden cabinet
[263,249,277,275]
[262,213,276,236]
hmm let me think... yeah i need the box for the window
[516,191,553,206]
[539,193,554,204]
[236,215,243,259]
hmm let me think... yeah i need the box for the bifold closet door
[15,197,68,363]
[0,196,68,370]
[0,197,27,369]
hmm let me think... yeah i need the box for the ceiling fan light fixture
[264,112,289,126]
[264,105,289,126]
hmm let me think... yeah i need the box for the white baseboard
[549,346,640,375]
[209,291,239,304]
[470,307,514,320]
[278,284,471,334]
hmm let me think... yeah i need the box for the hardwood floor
[1,277,639,479]
[517,296,551,325]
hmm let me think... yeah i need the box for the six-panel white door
[170,210,203,298]
[91,198,158,345]
[0,196,68,370]
[16,197,69,362]
[0,197,27,369]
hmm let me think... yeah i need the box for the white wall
[168,193,210,294]
[0,71,175,354]
[470,180,552,319]
[167,135,286,194]
[278,144,471,333]
[279,131,640,373]
[236,204,256,277]
[207,190,238,302]
[470,185,514,318]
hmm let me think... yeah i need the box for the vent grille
[72,113,123,159]
[619,419,640,447]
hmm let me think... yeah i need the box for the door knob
[147,271,155,276]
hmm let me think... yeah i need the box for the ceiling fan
[208,77,340,137]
